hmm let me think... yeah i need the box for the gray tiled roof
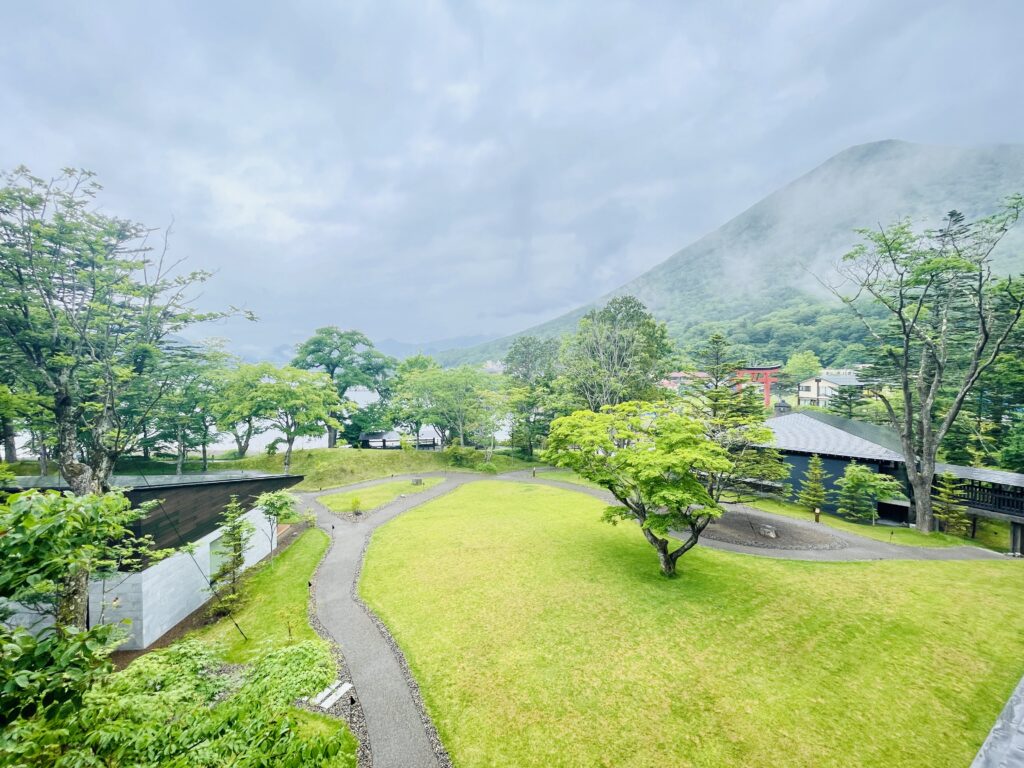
[937,462,1024,488]
[766,412,904,461]
[767,411,1024,488]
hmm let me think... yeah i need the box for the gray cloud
[3,0,1023,355]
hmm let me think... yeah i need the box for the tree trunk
[175,434,185,475]
[911,474,935,532]
[656,543,677,577]
[57,569,90,631]
[327,424,337,449]
[55,394,94,495]
[37,440,48,476]
[284,437,295,473]
[2,415,17,463]
[89,452,114,494]
[640,524,677,577]
[202,442,209,472]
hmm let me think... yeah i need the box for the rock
[757,524,778,539]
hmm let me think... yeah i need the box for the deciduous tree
[558,296,672,411]
[831,198,1024,531]
[782,350,821,395]
[504,336,560,456]
[388,354,441,442]
[0,168,235,494]
[259,365,343,473]
[292,327,395,447]
[543,402,729,576]
[210,363,274,459]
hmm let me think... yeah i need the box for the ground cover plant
[4,523,358,766]
[360,481,1024,768]
[320,477,444,514]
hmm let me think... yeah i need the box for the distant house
[358,426,442,450]
[660,367,782,407]
[659,371,709,392]
[797,369,864,407]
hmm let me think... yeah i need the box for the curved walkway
[300,473,478,768]
[302,470,1007,767]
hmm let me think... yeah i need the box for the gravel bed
[704,509,848,550]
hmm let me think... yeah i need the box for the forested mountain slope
[441,140,1024,365]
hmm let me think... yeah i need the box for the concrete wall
[89,507,276,650]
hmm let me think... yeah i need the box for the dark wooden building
[766,411,1024,553]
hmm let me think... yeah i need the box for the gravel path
[299,473,478,768]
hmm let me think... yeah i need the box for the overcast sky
[4,1,1023,358]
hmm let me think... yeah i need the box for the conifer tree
[796,454,830,511]
[827,385,867,419]
[932,472,970,536]
[210,495,254,614]
[835,462,905,525]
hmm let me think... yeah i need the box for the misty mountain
[375,334,497,360]
[439,140,1024,366]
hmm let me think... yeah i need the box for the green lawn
[361,481,1024,768]
[192,526,330,663]
[536,468,603,489]
[320,477,445,513]
[740,495,1004,550]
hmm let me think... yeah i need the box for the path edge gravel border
[344,493,459,768]
[307,527,373,768]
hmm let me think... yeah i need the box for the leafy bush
[478,462,498,474]
[2,640,356,767]
[444,445,479,468]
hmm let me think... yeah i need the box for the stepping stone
[319,682,353,710]
[311,680,345,708]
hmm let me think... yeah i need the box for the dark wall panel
[126,476,303,550]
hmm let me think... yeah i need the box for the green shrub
[478,462,498,474]
[444,445,479,468]
[7,640,358,768]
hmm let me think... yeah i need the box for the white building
[797,369,864,407]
